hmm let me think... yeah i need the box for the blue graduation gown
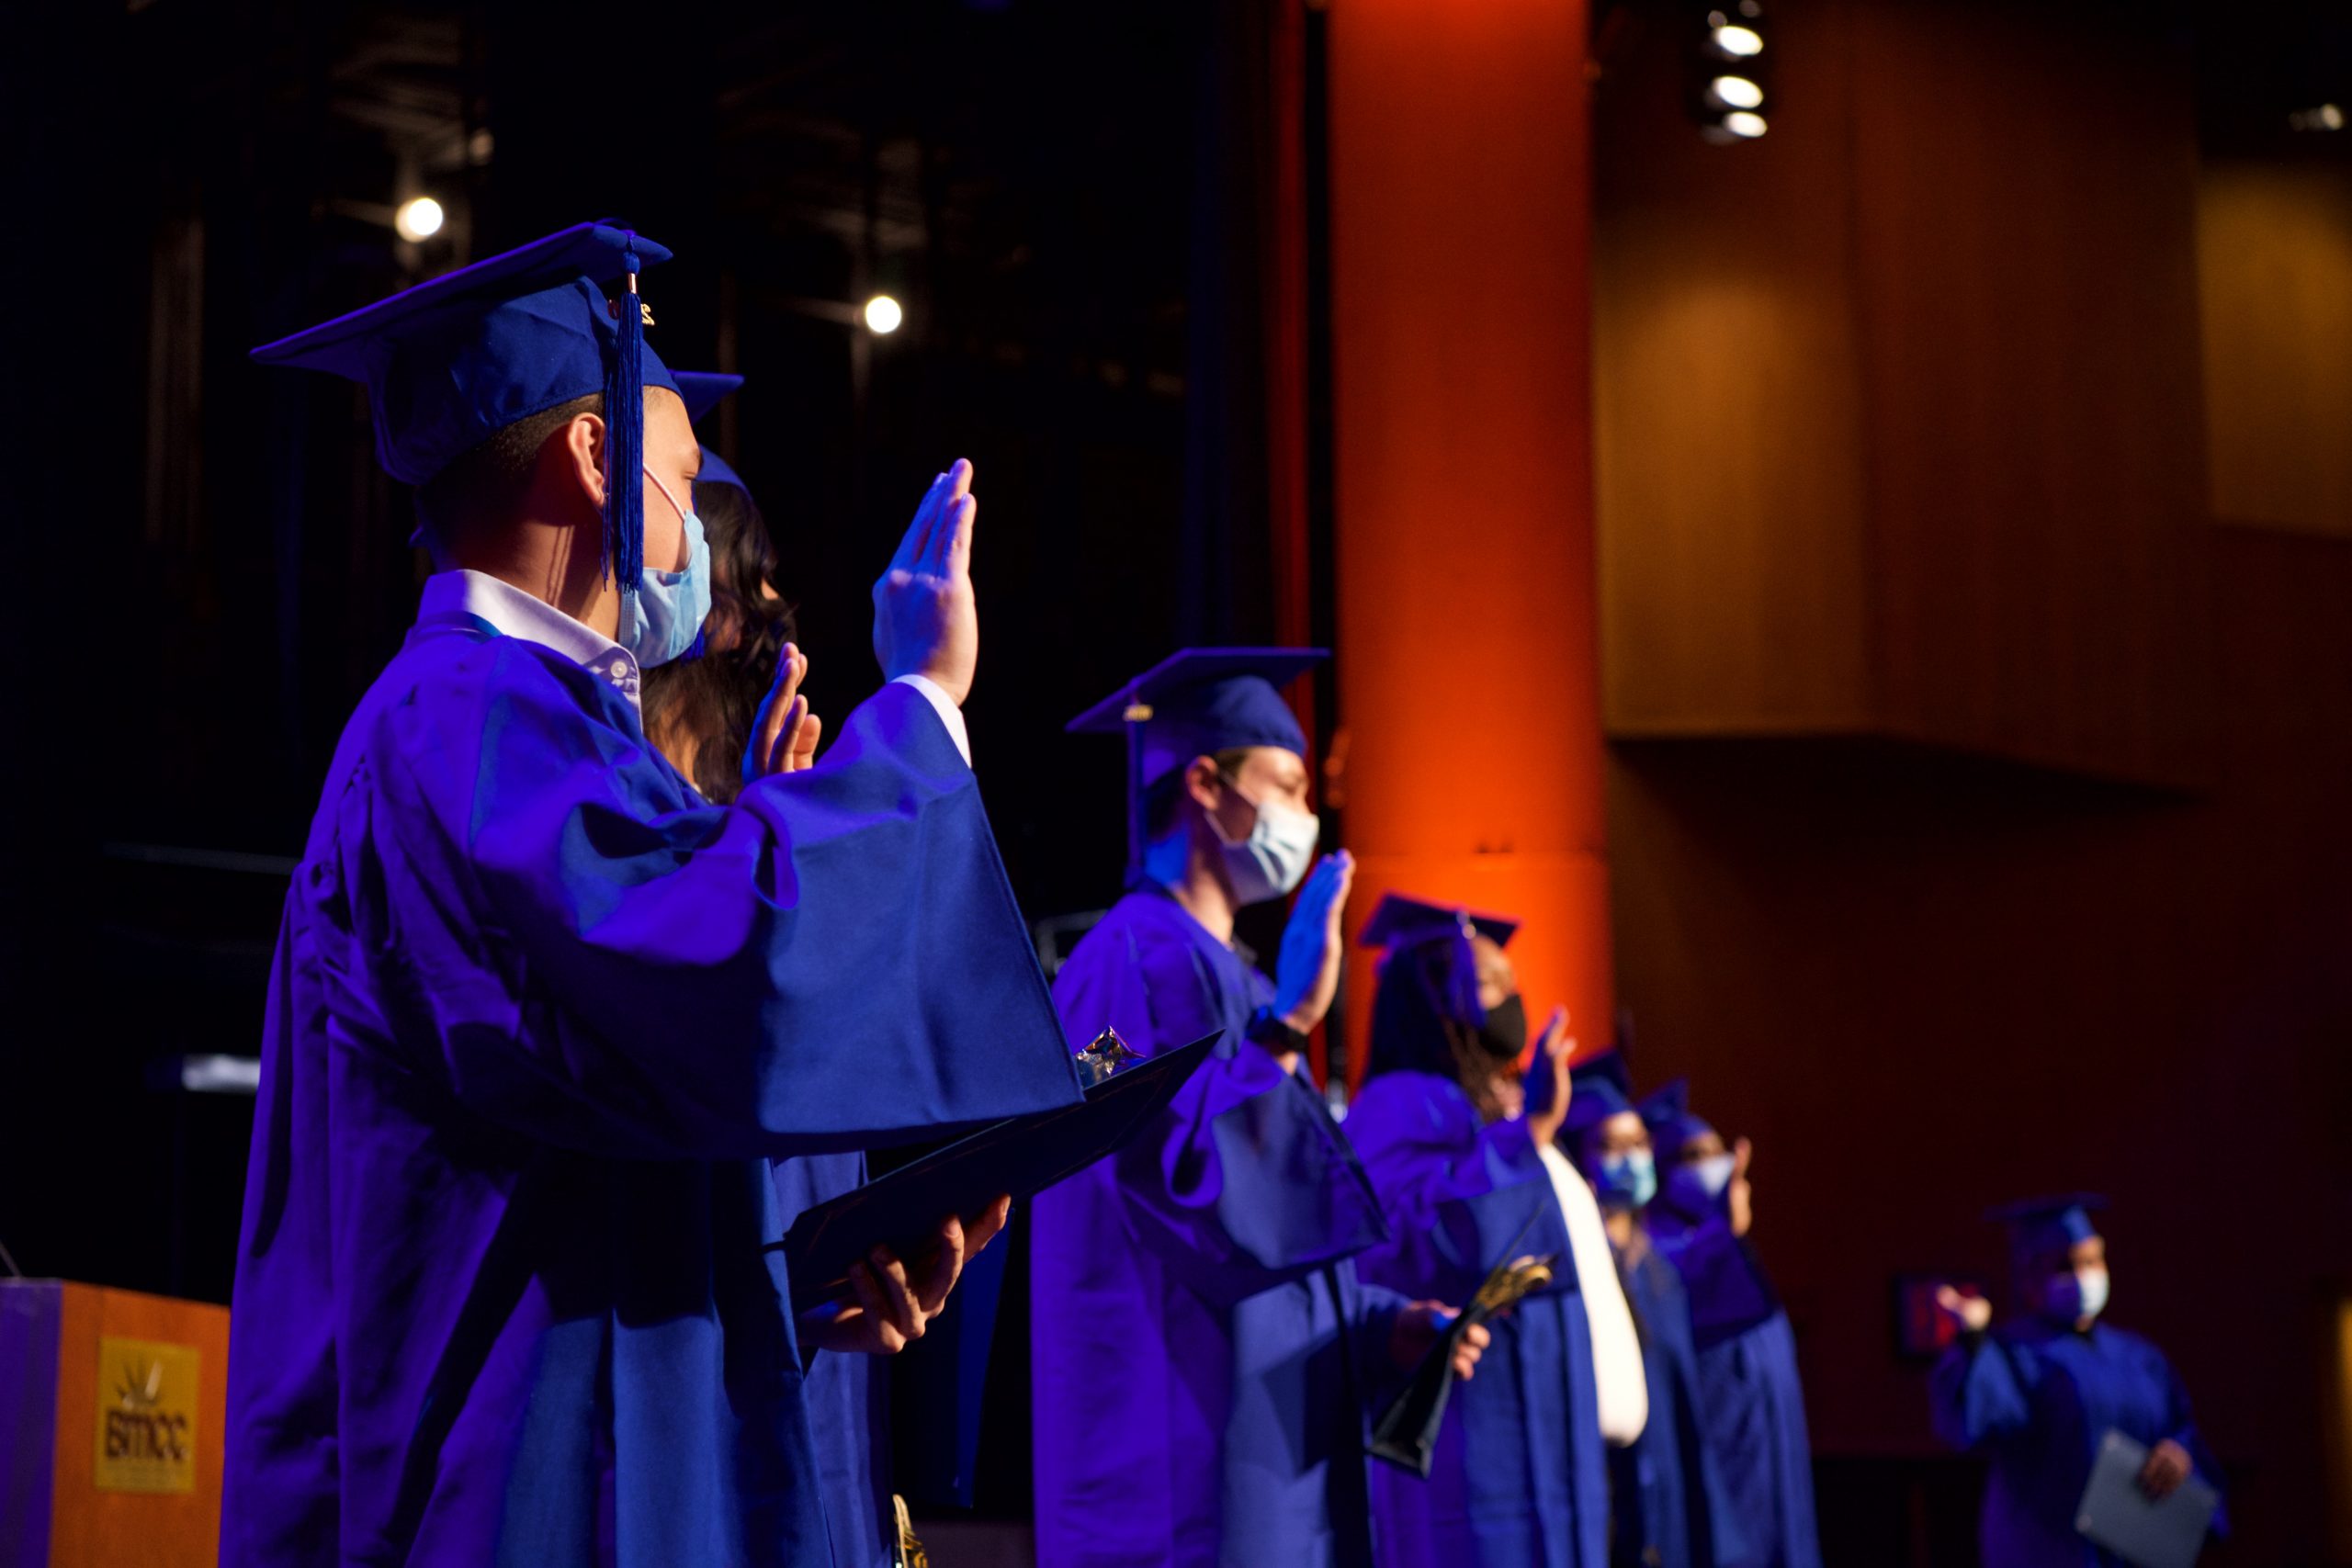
[1930,1320,2227,1568]
[1613,1240,1752,1568]
[772,1155,892,1568]
[1029,887,1402,1568]
[221,615,1084,1567]
[1344,1071,1611,1568]
[1646,1192,1819,1568]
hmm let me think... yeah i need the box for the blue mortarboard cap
[673,369,742,423]
[251,220,678,589]
[1986,1193,2107,1260]
[1638,1078,1715,1168]
[1561,1050,1636,1145]
[1357,892,1520,951]
[672,370,747,491]
[1069,647,1326,872]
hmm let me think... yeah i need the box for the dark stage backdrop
[1,0,1280,1480]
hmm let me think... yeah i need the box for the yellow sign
[92,1335,201,1494]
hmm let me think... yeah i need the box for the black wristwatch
[1244,1006,1309,1055]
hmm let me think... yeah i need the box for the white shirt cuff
[892,673,972,766]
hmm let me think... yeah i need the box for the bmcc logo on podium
[92,1334,202,1494]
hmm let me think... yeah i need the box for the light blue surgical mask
[1689,1152,1737,1200]
[1595,1148,1657,1211]
[2044,1265,2109,1325]
[621,467,713,668]
[1211,773,1319,906]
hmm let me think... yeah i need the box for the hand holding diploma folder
[2075,1429,2219,1568]
[773,1030,1216,1316]
[1369,1207,1557,1477]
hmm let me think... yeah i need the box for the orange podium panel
[1,1280,229,1568]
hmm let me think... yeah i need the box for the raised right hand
[871,459,979,705]
[1269,851,1355,1036]
[1935,1284,1994,1335]
[1521,1007,1577,1148]
[743,643,823,784]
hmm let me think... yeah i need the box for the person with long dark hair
[641,377,802,803]
[1343,895,1642,1568]
[641,373,909,1568]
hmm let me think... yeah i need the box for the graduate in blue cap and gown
[639,370,908,1568]
[227,223,1086,1568]
[1341,893,1629,1568]
[1930,1196,2227,1568]
[1566,1055,1750,1568]
[641,371,808,801]
[1638,1084,1818,1568]
[1030,649,1480,1568]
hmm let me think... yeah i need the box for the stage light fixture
[1707,10,1764,58]
[1709,73,1765,111]
[863,294,903,335]
[393,197,445,243]
[2290,103,2346,132]
[1692,3,1770,144]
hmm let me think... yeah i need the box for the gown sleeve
[1928,1333,2033,1451]
[1647,1185,1779,1351]
[2154,1342,2230,1536]
[355,637,1081,1159]
[1342,1073,1570,1307]
[1050,914,1388,1310]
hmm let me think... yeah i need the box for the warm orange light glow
[1329,0,1612,1088]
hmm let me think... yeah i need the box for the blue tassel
[1442,918,1486,1027]
[605,243,647,592]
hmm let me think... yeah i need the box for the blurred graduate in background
[640,371,805,803]
[1343,894,1634,1567]
[1640,1084,1819,1568]
[1030,650,1480,1568]
[1931,1197,2228,1568]
[639,370,905,1568]
[1566,1055,1751,1568]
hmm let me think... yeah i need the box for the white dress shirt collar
[416,569,640,714]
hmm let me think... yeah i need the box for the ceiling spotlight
[1709,18,1764,57]
[393,197,445,243]
[863,295,903,335]
[2290,103,2346,132]
[1723,110,1769,139]
[1709,73,1765,110]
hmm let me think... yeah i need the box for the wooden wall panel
[1594,0,2211,788]
[1594,0,1875,736]
[1847,0,2211,787]
[2198,160,2352,538]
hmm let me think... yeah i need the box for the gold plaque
[92,1335,201,1494]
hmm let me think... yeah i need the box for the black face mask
[1474,993,1528,1061]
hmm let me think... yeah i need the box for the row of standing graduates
[649,382,1822,1567]
[1023,696,1821,1568]
[226,218,1812,1567]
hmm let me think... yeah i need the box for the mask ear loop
[642,464,693,527]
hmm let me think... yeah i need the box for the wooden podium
[1,1280,229,1568]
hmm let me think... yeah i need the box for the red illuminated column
[1327,0,1612,1083]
